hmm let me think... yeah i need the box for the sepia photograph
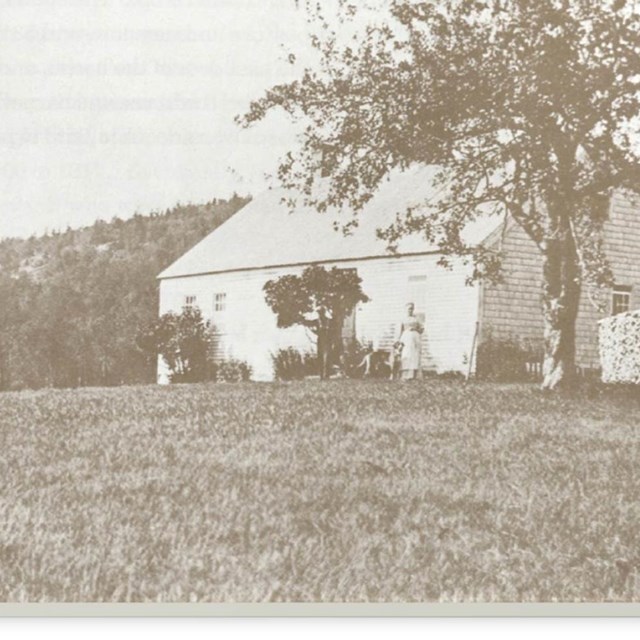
[0,0,639,614]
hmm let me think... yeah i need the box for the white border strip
[0,603,638,617]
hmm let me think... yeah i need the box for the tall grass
[0,380,638,602]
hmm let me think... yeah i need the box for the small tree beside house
[137,306,213,383]
[263,265,369,379]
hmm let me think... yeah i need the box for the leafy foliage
[241,0,640,388]
[263,265,369,378]
[476,334,544,382]
[0,195,249,390]
[138,306,214,384]
[215,358,253,383]
[271,347,318,380]
[599,309,640,383]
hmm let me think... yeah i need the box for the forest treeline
[0,195,250,391]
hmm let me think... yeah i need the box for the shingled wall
[478,191,640,371]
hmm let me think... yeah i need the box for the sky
[0,0,313,239]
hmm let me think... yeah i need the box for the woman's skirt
[400,329,421,378]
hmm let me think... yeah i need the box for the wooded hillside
[0,195,250,390]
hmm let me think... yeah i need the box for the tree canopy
[0,196,249,390]
[241,0,640,389]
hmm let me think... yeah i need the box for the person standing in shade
[395,302,424,380]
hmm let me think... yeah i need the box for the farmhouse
[157,165,640,381]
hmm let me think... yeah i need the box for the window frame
[213,292,227,313]
[611,285,631,316]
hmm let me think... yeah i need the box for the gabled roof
[158,164,503,280]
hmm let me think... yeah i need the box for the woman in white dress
[395,302,424,380]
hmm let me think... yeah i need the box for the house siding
[354,255,479,374]
[606,192,640,312]
[158,254,480,381]
[479,191,640,370]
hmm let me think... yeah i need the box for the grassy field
[0,379,638,602]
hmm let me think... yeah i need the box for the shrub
[599,310,640,384]
[271,348,319,380]
[438,370,466,381]
[475,334,543,382]
[137,306,214,384]
[302,352,320,377]
[215,359,252,383]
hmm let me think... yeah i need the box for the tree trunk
[540,228,581,391]
[317,324,330,380]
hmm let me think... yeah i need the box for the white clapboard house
[159,162,640,382]
[157,165,504,381]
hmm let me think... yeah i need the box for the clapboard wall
[158,254,480,381]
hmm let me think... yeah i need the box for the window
[213,292,227,313]
[184,295,197,309]
[612,285,631,315]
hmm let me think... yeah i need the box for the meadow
[0,379,638,602]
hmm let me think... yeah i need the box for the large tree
[240,0,640,389]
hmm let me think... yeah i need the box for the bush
[438,370,466,381]
[476,334,543,382]
[271,348,318,380]
[599,310,640,384]
[302,352,320,377]
[137,306,214,384]
[215,359,252,383]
